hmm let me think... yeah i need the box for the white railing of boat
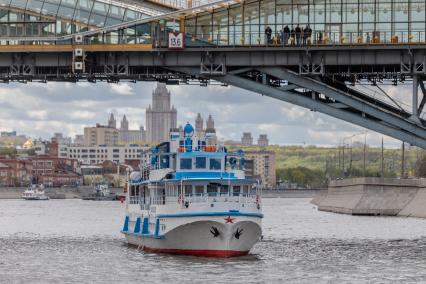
[129,192,261,207]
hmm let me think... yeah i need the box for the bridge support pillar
[410,75,422,124]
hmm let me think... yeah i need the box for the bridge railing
[1,29,426,48]
[184,30,426,47]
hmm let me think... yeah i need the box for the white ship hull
[22,196,49,200]
[123,217,262,257]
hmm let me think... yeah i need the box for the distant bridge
[0,0,426,148]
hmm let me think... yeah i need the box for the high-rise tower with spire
[206,114,215,130]
[108,113,116,129]
[120,115,129,131]
[195,113,204,137]
[205,114,217,145]
[146,83,178,143]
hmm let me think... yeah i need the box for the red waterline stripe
[127,243,248,258]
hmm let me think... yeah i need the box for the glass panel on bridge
[2,0,426,45]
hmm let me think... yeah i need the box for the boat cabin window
[220,185,229,196]
[207,184,219,196]
[142,185,148,203]
[195,157,206,169]
[242,185,249,195]
[233,185,241,196]
[209,158,221,170]
[180,158,192,170]
[184,185,192,196]
[195,185,204,195]
[130,185,139,196]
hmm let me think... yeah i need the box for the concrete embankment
[0,187,124,199]
[311,178,426,218]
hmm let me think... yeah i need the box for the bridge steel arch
[170,65,426,149]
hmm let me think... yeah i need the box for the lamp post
[341,131,368,178]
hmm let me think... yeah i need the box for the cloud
[0,81,408,147]
[110,83,134,96]
[27,110,48,120]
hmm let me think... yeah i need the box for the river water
[1,198,426,283]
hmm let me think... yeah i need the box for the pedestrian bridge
[1,0,426,148]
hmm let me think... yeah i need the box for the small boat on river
[22,184,49,200]
[82,183,117,201]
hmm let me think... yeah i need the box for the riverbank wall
[0,187,318,199]
[0,187,124,199]
[311,177,426,217]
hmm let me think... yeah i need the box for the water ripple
[1,199,426,283]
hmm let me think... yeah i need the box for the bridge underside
[0,46,425,148]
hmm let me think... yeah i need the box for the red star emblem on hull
[224,216,235,223]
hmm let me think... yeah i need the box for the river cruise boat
[82,183,117,201]
[122,123,263,257]
[22,184,49,200]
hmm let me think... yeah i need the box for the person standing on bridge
[304,25,312,45]
[265,26,272,45]
[282,25,290,45]
[290,26,295,45]
[295,24,302,46]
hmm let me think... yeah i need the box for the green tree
[416,155,426,177]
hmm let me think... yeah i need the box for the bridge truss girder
[173,66,426,149]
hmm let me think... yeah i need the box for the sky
[0,81,419,147]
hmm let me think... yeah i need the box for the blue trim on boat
[177,152,225,157]
[174,171,237,180]
[122,216,129,232]
[142,217,149,234]
[134,217,141,234]
[156,211,264,218]
[154,219,160,237]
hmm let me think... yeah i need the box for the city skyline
[0,81,415,147]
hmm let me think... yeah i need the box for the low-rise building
[1,131,17,137]
[59,144,148,165]
[0,152,81,187]
[84,124,119,146]
[119,127,146,144]
[244,150,276,189]
[119,115,146,144]
[0,158,32,186]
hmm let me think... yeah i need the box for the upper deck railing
[1,30,425,48]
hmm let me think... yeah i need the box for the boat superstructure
[83,183,117,201]
[22,184,49,200]
[121,123,263,257]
